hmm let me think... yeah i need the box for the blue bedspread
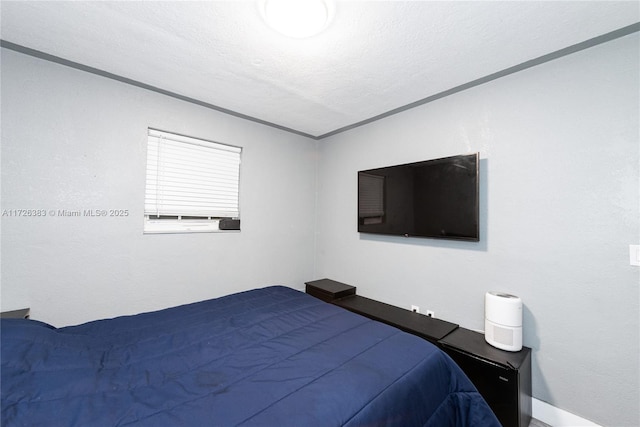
[1,286,500,426]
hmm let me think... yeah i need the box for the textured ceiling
[1,1,638,139]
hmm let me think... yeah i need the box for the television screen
[358,153,479,241]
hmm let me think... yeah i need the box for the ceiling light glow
[262,0,331,38]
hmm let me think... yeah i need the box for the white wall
[0,49,317,326]
[314,34,639,427]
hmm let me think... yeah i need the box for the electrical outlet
[411,305,420,313]
[426,310,435,318]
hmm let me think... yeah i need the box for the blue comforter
[1,286,500,426]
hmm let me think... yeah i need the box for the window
[144,129,241,233]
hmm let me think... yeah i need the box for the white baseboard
[533,398,601,427]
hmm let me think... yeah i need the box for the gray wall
[1,49,318,326]
[314,34,639,426]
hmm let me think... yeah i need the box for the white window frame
[144,128,241,234]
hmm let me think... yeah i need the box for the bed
[1,286,500,426]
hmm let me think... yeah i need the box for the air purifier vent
[485,292,522,352]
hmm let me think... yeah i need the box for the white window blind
[144,129,241,220]
[358,173,385,218]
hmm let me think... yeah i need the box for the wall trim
[533,398,602,427]
[2,22,638,141]
[315,22,640,139]
[0,40,317,141]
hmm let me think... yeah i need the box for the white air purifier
[485,292,523,352]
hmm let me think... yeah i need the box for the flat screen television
[358,153,479,241]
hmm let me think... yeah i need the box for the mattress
[1,286,500,426]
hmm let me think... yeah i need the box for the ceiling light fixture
[261,0,333,38]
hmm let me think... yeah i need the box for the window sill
[143,219,240,234]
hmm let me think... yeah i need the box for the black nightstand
[0,308,30,319]
[438,327,532,427]
[305,278,356,302]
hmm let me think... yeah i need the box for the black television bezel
[357,152,480,242]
